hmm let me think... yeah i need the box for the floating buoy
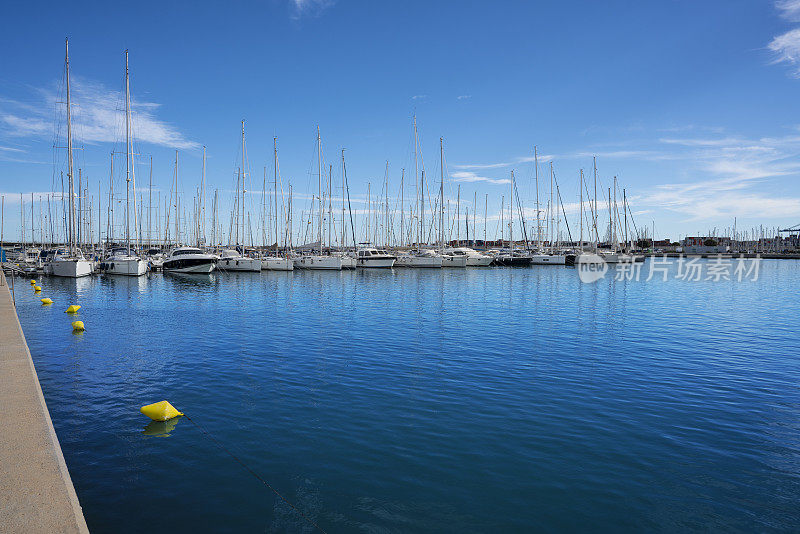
[71,320,85,332]
[30,279,36,285]
[34,285,41,292]
[41,298,53,305]
[140,400,183,422]
[65,305,81,313]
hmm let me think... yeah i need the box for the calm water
[13,260,800,532]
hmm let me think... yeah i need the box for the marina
[2,260,798,532]
[3,1,800,532]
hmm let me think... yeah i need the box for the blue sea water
[13,259,800,532]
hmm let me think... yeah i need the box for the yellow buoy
[41,298,53,305]
[65,305,81,314]
[71,320,85,332]
[30,279,36,285]
[140,401,183,422]
[34,285,42,292]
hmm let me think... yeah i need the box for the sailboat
[528,152,564,265]
[51,39,94,278]
[294,126,343,270]
[395,116,443,268]
[438,138,466,268]
[261,137,293,271]
[101,49,147,276]
[218,121,261,272]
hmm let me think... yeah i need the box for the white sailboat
[261,137,293,271]
[294,126,342,270]
[395,116,443,268]
[444,247,493,266]
[51,39,93,278]
[219,121,261,272]
[102,49,147,276]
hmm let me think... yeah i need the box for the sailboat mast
[65,38,76,255]
[200,146,206,246]
[241,120,246,251]
[400,168,404,247]
[439,137,444,252]
[534,146,540,250]
[579,169,584,251]
[414,115,419,246]
[274,137,279,256]
[124,49,132,254]
[317,125,322,252]
[341,148,346,250]
[593,156,598,253]
[174,150,179,246]
[510,171,514,250]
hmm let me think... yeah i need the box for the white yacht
[441,251,467,267]
[51,249,94,278]
[529,252,567,265]
[261,256,294,271]
[162,247,217,273]
[356,247,396,268]
[217,249,261,272]
[334,252,357,269]
[293,254,343,270]
[395,249,443,268]
[444,247,493,266]
[99,248,148,276]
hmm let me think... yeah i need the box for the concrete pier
[0,272,89,533]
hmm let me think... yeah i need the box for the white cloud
[634,131,800,221]
[452,162,511,170]
[290,0,334,18]
[456,95,471,100]
[777,0,800,21]
[768,29,800,76]
[768,1,800,76]
[0,76,198,149]
[451,171,510,185]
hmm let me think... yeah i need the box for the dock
[0,272,89,533]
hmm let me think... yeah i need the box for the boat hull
[395,256,443,268]
[442,255,468,267]
[493,256,531,267]
[100,257,148,276]
[163,258,216,273]
[51,259,94,278]
[261,257,294,271]
[293,255,343,270]
[218,257,262,272]
[357,257,395,268]
[465,256,493,266]
[529,254,566,265]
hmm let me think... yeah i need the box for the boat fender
[140,401,183,422]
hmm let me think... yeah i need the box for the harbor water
[14,260,800,532]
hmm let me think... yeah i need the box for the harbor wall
[0,272,89,533]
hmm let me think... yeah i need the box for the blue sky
[1,0,800,244]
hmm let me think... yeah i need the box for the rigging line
[183,414,327,534]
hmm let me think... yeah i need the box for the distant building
[682,236,730,254]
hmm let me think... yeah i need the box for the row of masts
[14,40,644,256]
